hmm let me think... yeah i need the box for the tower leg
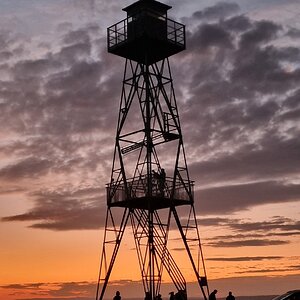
[96,208,130,300]
[172,206,209,300]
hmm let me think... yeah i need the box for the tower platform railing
[107,13,185,50]
[107,175,194,209]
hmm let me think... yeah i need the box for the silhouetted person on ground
[226,292,235,300]
[156,294,162,300]
[113,291,121,300]
[175,290,186,300]
[145,292,151,300]
[169,292,175,300]
[209,289,218,300]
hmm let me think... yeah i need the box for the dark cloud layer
[206,256,283,262]
[2,187,105,230]
[207,239,289,247]
[1,1,300,233]
[196,181,300,214]
[199,216,299,248]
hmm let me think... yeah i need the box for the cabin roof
[123,0,171,16]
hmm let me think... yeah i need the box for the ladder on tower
[131,209,187,292]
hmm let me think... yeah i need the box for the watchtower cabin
[107,0,185,65]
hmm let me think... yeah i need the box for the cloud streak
[2,186,105,230]
[198,215,299,248]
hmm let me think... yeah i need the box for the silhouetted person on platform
[209,289,218,300]
[113,291,121,300]
[226,292,235,300]
[153,168,166,196]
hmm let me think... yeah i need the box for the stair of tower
[133,209,186,291]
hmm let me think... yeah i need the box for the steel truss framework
[96,58,209,300]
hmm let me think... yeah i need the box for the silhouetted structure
[96,1,209,300]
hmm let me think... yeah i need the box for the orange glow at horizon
[2,220,299,285]
[1,195,299,299]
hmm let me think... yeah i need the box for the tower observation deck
[107,0,185,65]
[96,1,209,300]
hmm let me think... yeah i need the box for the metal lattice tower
[96,1,209,300]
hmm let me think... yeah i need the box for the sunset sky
[0,0,300,299]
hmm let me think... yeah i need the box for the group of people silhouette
[152,168,166,196]
[113,289,235,300]
[209,289,235,300]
